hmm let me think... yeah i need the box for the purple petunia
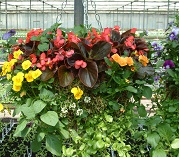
[2,29,16,40]
[163,60,175,69]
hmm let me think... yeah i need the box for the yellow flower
[1,62,11,76]
[6,74,11,80]
[12,72,24,86]
[111,54,127,67]
[0,103,4,112]
[22,60,32,70]
[126,57,134,66]
[32,69,42,79]
[71,86,83,100]
[12,84,22,92]
[139,55,149,67]
[25,71,34,82]
[9,59,17,67]
[13,49,23,59]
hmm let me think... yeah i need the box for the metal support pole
[43,1,45,29]
[16,6,18,29]
[5,0,8,31]
[74,0,84,26]
[122,6,124,30]
[167,0,170,25]
[30,0,32,29]
[0,2,1,24]
[143,0,145,31]
[130,2,132,28]
[117,8,118,26]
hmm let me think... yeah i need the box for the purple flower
[154,76,160,82]
[163,60,175,69]
[169,26,179,41]
[151,41,157,47]
[2,29,16,40]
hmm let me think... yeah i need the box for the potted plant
[0,23,154,156]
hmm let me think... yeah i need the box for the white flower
[61,107,68,114]
[84,96,91,103]
[76,108,83,116]
[69,102,76,109]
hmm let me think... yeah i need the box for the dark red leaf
[40,68,55,81]
[78,61,98,88]
[90,41,111,60]
[58,65,74,87]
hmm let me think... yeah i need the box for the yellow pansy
[9,59,17,67]
[12,72,24,86]
[1,62,10,75]
[71,86,83,100]
[32,69,42,79]
[25,71,34,82]
[139,55,149,67]
[0,103,4,111]
[22,60,32,70]
[13,49,23,59]
[12,84,22,92]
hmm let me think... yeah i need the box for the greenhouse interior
[0,0,179,157]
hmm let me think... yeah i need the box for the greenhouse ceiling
[1,0,179,14]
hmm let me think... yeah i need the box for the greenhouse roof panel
[1,0,179,13]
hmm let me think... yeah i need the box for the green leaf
[152,149,166,157]
[21,105,35,119]
[104,114,113,122]
[46,134,62,156]
[135,80,146,85]
[32,100,46,114]
[39,88,55,101]
[166,69,175,77]
[156,60,164,68]
[38,43,49,51]
[137,105,147,117]
[171,138,179,149]
[79,61,98,88]
[14,119,28,137]
[37,132,45,142]
[142,86,152,99]
[40,111,58,126]
[104,57,113,66]
[126,86,137,93]
[147,132,160,148]
[31,139,42,152]
[60,128,70,139]
[96,140,105,149]
[157,123,173,140]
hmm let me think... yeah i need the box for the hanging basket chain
[56,0,67,23]
[82,0,89,26]
[90,0,103,31]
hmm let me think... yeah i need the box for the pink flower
[65,50,74,58]
[74,60,87,69]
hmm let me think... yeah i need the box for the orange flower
[111,54,127,67]
[139,55,149,67]
[126,57,134,66]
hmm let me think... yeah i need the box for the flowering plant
[152,15,179,99]
[0,23,154,156]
